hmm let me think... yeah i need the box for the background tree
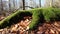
[9,0,11,12]
[1,0,3,12]
[22,0,25,10]
[13,0,15,11]
[39,0,41,7]
[44,0,60,8]
[52,0,60,8]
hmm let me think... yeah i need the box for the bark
[22,0,25,10]
[1,0,3,11]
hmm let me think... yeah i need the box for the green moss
[0,10,32,28]
[0,7,60,29]
[29,9,43,30]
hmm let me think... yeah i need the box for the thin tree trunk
[39,0,41,7]
[51,0,53,7]
[9,0,11,11]
[22,0,25,10]
[1,0,3,11]
[13,0,15,10]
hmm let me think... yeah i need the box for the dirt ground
[0,16,60,34]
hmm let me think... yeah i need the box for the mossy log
[0,10,33,28]
[0,7,60,29]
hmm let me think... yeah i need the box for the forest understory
[0,16,60,34]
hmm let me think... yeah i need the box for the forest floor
[0,16,60,34]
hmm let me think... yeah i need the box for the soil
[0,16,5,21]
[0,16,60,34]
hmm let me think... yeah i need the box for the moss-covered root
[29,9,43,30]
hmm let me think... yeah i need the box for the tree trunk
[13,0,15,11]
[1,0,3,11]
[39,0,41,7]
[22,0,25,10]
[9,0,11,12]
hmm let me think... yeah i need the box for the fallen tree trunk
[0,10,32,28]
[0,7,60,30]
